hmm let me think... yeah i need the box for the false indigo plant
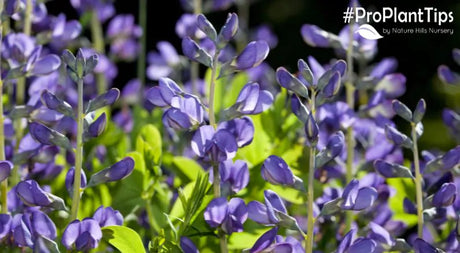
[0,0,459,252]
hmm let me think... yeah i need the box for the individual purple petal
[219,13,238,42]
[321,71,341,98]
[392,100,412,122]
[375,73,406,98]
[162,108,193,130]
[87,157,135,186]
[261,155,295,186]
[348,238,377,253]
[438,65,460,84]
[30,55,61,76]
[341,179,359,210]
[370,57,398,79]
[30,210,57,240]
[384,125,410,147]
[247,201,271,225]
[88,113,107,138]
[180,236,199,253]
[62,218,102,251]
[403,198,416,214]
[432,183,457,207]
[16,180,52,207]
[182,37,213,67]
[235,41,269,70]
[413,238,438,253]
[204,197,228,228]
[93,206,123,227]
[213,130,238,162]
[326,131,345,158]
[250,227,278,253]
[337,229,355,253]
[305,113,319,145]
[276,67,309,98]
[170,94,204,124]
[191,125,215,157]
[368,222,395,246]
[442,146,460,170]
[65,167,87,198]
[352,187,377,210]
[264,190,287,214]
[13,214,33,247]
[222,198,248,234]
[0,214,12,240]
[291,94,309,123]
[196,14,217,41]
[300,24,330,47]
[0,161,13,182]
[413,99,426,123]
[373,159,413,178]
[218,117,254,148]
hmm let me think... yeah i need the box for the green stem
[305,91,316,253]
[0,1,7,214]
[411,123,424,238]
[344,1,356,232]
[70,78,84,221]
[90,11,106,95]
[137,0,147,99]
[208,52,220,128]
[24,0,32,35]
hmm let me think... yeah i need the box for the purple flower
[338,24,377,60]
[204,197,248,234]
[147,42,181,80]
[375,73,407,98]
[235,41,269,70]
[300,24,330,47]
[182,37,213,67]
[218,117,254,148]
[231,82,273,115]
[65,167,87,198]
[191,125,238,162]
[370,57,398,79]
[341,179,378,211]
[70,0,115,22]
[252,25,278,49]
[373,159,413,178]
[180,236,199,253]
[0,214,12,240]
[86,113,107,138]
[93,206,124,227]
[2,33,35,68]
[29,122,72,150]
[276,67,309,98]
[219,13,238,43]
[413,238,439,253]
[384,124,412,148]
[16,180,66,210]
[12,211,57,248]
[432,183,457,207]
[261,155,295,186]
[62,218,102,251]
[438,65,460,84]
[305,112,319,145]
[368,222,395,247]
[337,229,377,253]
[87,157,135,186]
[212,160,249,194]
[249,227,278,253]
[107,15,142,60]
[146,77,183,107]
[247,190,292,226]
[0,161,13,182]
[51,14,82,48]
[175,14,205,39]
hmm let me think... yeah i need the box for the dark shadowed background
[46,0,460,150]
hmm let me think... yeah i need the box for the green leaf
[172,156,204,182]
[387,178,418,226]
[136,124,162,166]
[236,115,272,166]
[102,226,145,253]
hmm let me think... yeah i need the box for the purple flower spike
[249,227,278,253]
[233,82,273,115]
[341,179,377,211]
[218,117,254,148]
[276,67,309,98]
[219,13,238,43]
[180,236,199,253]
[432,183,457,207]
[235,41,269,70]
[87,157,135,187]
[65,167,87,198]
[204,197,247,234]
[261,155,295,186]
[300,24,330,47]
[413,238,439,253]
[0,161,13,182]
[438,65,460,84]
[93,206,123,227]
[16,180,66,210]
[62,218,102,251]
[191,125,238,162]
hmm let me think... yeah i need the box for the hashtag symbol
[343,7,354,23]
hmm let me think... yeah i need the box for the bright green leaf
[102,226,145,253]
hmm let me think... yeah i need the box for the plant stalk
[208,52,220,128]
[344,1,356,232]
[305,91,317,253]
[411,123,424,238]
[70,78,84,221]
[0,0,7,214]
[90,11,107,95]
[137,0,147,99]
